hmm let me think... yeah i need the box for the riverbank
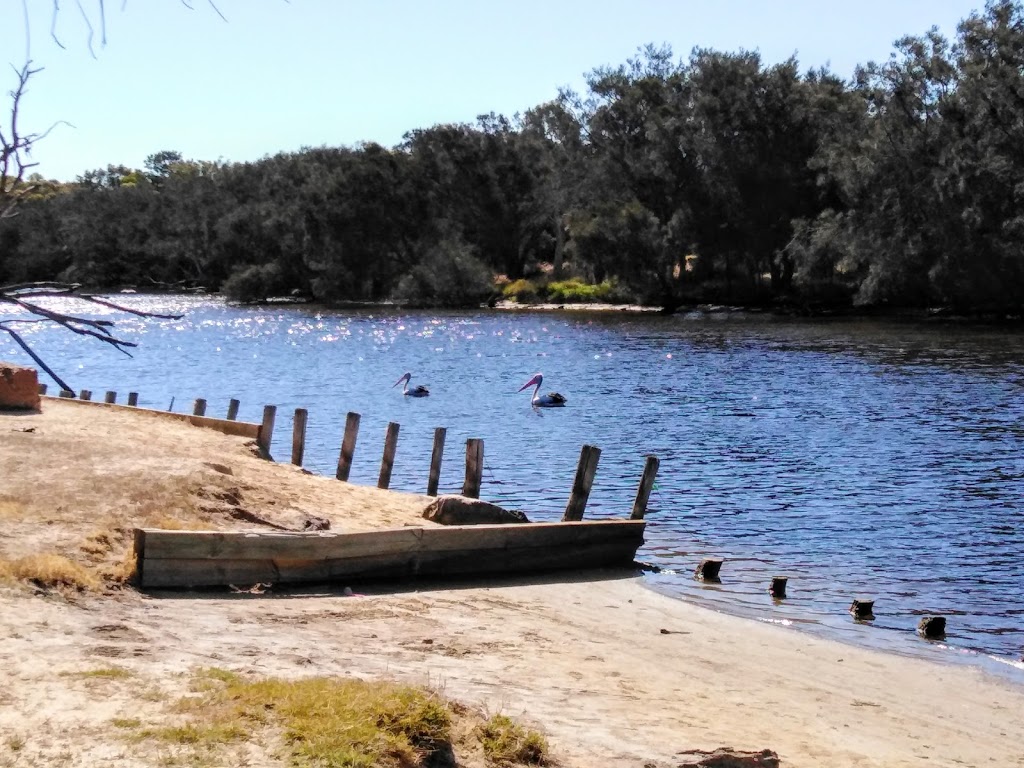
[2,401,1024,767]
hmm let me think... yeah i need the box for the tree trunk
[552,212,566,279]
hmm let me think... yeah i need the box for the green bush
[546,278,619,303]
[220,262,283,303]
[501,278,540,303]
[392,237,493,308]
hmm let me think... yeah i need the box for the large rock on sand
[0,362,40,411]
[423,495,529,526]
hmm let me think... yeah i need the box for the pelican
[518,372,567,407]
[393,372,429,397]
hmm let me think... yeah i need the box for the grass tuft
[142,669,453,768]
[61,666,134,680]
[0,553,101,592]
[477,714,550,766]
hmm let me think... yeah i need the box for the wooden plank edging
[134,519,646,588]
[43,395,261,440]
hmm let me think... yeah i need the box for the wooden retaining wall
[134,520,647,589]
[42,394,261,440]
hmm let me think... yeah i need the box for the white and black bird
[518,372,567,407]
[393,372,430,397]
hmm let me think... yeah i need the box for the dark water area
[5,295,1023,678]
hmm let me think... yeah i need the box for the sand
[2,400,1023,767]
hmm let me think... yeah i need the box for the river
[5,294,1023,676]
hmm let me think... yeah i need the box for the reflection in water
[4,296,1024,674]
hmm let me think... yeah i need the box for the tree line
[3,1,1024,316]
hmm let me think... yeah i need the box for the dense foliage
[4,1,1024,315]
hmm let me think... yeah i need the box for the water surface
[5,295,1023,676]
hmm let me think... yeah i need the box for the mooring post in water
[127,392,139,407]
[79,389,92,401]
[427,427,447,497]
[336,412,361,482]
[463,438,484,498]
[292,408,308,466]
[563,444,601,521]
[378,421,401,489]
[59,389,74,399]
[37,383,47,395]
[769,576,788,599]
[917,616,946,639]
[695,558,724,581]
[104,391,117,404]
[849,598,875,620]
[630,455,660,520]
[257,405,277,459]
[226,398,240,421]
[192,398,207,416]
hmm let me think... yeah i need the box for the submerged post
[37,383,48,395]
[378,422,401,489]
[258,405,277,459]
[226,398,240,421]
[463,438,484,498]
[127,392,139,407]
[336,412,361,482]
[769,576,788,599]
[630,455,660,520]
[563,444,601,521]
[79,389,92,401]
[59,389,74,399]
[104,390,117,404]
[427,427,447,497]
[695,558,724,581]
[192,398,207,416]
[292,407,308,466]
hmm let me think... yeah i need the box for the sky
[2,0,988,181]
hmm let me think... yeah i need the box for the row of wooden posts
[41,383,662,520]
[694,559,949,641]
[44,383,952,638]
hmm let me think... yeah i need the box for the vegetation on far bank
[4,3,1024,319]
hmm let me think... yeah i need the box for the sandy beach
[2,399,1023,767]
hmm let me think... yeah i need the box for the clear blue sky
[4,0,986,181]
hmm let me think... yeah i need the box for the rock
[676,748,780,768]
[423,495,529,526]
[0,362,41,411]
[302,516,331,531]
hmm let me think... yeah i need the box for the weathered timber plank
[138,538,643,588]
[42,395,260,439]
[138,520,645,561]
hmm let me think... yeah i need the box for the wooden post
[695,558,724,581]
[849,599,875,620]
[463,438,484,499]
[336,412,361,482]
[127,392,139,407]
[918,616,946,639]
[427,427,447,496]
[563,444,601,521]
[226,398,240,421]
[79,389,92,401]
[37,383,48,395]
[378,422,400,489]
[59,389,74,398]
[291,408,308,466]
[257,405,277,458]
[769,576,788,598]
[104,390,117,404]
[192,398,207,416]
[630,455,660,520]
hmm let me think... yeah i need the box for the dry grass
[129,668,553,768]
[476,714,550,766]
[0,553,101,592]
[60,667,135,680]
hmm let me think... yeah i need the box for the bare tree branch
[0,324,74,392]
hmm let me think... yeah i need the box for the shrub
[393,238,493,308]
[220,262,283,303]
[546,278,621,303]
[501,278,541,303]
